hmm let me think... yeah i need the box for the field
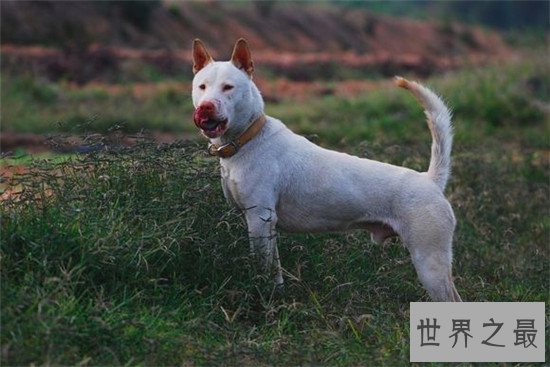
[2,46,548,364]
[1,1,549,364]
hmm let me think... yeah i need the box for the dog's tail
[394,76,453,191]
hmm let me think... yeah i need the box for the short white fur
[191,39,461,302]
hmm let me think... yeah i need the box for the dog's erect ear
[230,38,254,77]
[192,39,213,74]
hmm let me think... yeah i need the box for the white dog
[191,38,461,302]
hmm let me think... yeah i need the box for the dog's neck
[215,112,265,146]
[208,113,267,158]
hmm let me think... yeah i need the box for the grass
[1,75,196,134]
[1,53,549,365]
[2,50,548,142]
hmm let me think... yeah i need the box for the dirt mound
[1,1,512,82]
[1,1,510,53]
[2,40,507,85]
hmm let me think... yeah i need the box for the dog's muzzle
[193,102,228,138]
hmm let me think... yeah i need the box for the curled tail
[395,76,453,191]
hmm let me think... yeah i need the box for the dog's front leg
[244,206,283,288]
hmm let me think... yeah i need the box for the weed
[1,123,548,365]
[1,53,548,365]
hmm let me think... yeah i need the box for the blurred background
[1,0,547,152]
[2,3,549,365]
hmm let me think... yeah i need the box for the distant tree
[329,0,549,31]
[447,1,549,30]
[102,1,161,31]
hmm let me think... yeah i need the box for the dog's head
[191,38,264,140]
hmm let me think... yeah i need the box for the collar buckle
[208,141,239,158]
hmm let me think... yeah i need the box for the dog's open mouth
[193,107,228,138]
[198,118,228,138]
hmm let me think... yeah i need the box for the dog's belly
[276,214,353,233]
[276,204,397,239]
[275,195,388,233]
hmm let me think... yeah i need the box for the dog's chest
[220,164,244,207]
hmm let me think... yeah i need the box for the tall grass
[1,54,549,364]
[2,133,548,365]
[1,140,416,364]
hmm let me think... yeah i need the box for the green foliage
[1,53,548,365]
[103,1,161,31]
[334,0,549,31]
[167,3,182,19]
[3,52,546,144]
[0,141,409,364]
[445,1,549,31]
[1,75,195,134]
[2,128,548,364]
[266,53,548,149]
[7,75,58,104]
[432,55,548,147]
[268,87,423,148]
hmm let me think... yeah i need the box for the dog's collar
[208,114,266,158]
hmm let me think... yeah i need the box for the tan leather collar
[208,114,266,158]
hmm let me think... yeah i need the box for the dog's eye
[199,84,206,90]
[222,84,234,92]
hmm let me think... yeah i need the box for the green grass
[1,53,549,365]
[1,76,196,134]
[0,149,74,167]
[2,50,548,143]
[267,53,548,149]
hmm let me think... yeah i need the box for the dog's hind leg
[244,206,284,287]
[408,241,462,302]
[403,206,462,302]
